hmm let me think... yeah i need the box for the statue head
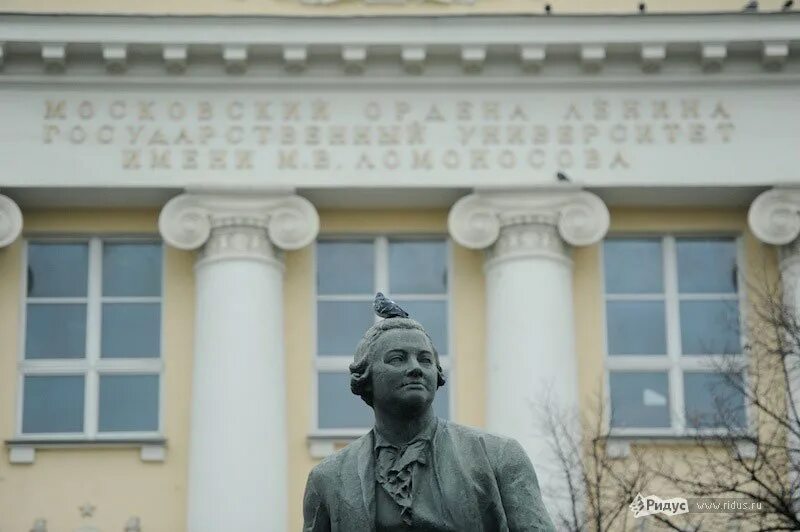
[349,317,446,411]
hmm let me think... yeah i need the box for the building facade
[0,1,799,530]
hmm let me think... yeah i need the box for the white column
[0,193,23,247]
[748,186,800,515]
[448,188,609,507]
[159,191,319,532]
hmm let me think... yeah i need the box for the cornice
[0,14,796,77]
[0,193,23,247]
[158,191,320,262]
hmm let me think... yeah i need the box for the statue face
[370,328,437,415]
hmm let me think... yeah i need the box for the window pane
[677,238,737,294]
[99,374,159,432]
[317,241,374,295]
[389,240,447,295]
[684,372,746,429]
[103,243,162,297]
[606,301,666,355]
[609,371,670,428]
[27,243,88,297]
[603,239,663,294]
[317,301,375,355]
[101,303,161,358]
[25,303,86,359]
[22,375,84,433]
[680,300,740,355]
[396,300,448,354]
[318,372,375,429]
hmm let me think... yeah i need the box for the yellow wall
[0,205,779,531]
[0,0,783,16]
[0,209,194,532]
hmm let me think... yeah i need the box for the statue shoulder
[309,431,372,479]
[439,420,521,456]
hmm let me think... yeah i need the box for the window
[603,236,747,434]
[18,238,163,439]
[314,237,451,434]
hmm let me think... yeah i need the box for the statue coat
[303,420,556,532]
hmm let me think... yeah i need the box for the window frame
[311,235,455,437]
[601,233,750,437]
[16,236,165,441]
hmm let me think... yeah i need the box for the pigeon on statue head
[373,292,409,319]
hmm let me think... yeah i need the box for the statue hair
[349,317,446,407]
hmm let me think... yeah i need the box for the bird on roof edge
[374,292,409,319]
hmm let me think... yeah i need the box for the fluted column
[448,188,609,507]
[748,187,800,514]
[159,191,319,532]
[0,193,23,247]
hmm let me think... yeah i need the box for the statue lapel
[431,422,485,529]
[355,429,377,532]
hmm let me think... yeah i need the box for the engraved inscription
[41,97,736,174]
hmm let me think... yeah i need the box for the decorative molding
[283,45,308,71]
[461,45,486,73]
[485,220,567,265]
[163,44,188,74]
[447,189,610,259]
[41,42,66,72]
[140,444,166,462]
[199,223,279,264]
[701,42,727,72]
[519,44,545,72]
[747,187,800,245]
[342,45,367,74]
[0,15,797,77]
[401,45,426,73]
[605,439,631,459]
[223,44,248,74]
[580,44,606,72]
[101,43,127,73]
[158,192,320,260]
[763,41,789,69]
[641,43,666,72]
[6,440,166,464]
[9,445,35,464]
[0,193,23,247]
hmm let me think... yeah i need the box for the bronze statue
[303,294,555,531]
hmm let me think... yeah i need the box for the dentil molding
[747,187,800,246]
[158,192,319,261]
[447,189,610,255]
[0,193,23,247]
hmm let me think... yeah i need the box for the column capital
[447,188,610,250]
[0,193,23,248]
[158,191,319,256]
[748,187,800,246]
